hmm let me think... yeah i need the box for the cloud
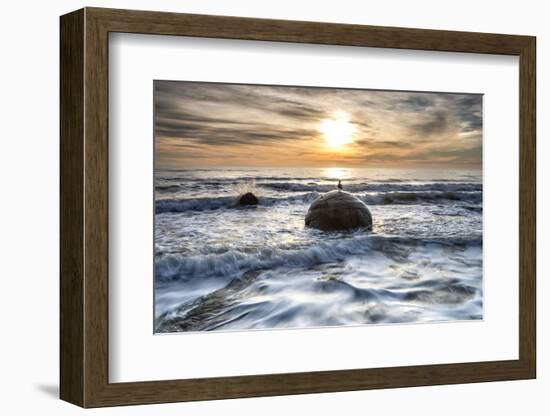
[154,81,482,168]
[412,110,450,136]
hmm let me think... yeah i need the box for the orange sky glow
[154,81,482,170]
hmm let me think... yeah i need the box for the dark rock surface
[238,192,258,206]
[305,190,372,231]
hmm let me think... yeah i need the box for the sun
[319,112,356,148]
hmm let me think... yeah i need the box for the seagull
[337,180,343,190]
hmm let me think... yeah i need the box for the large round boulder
[305,190,372,231]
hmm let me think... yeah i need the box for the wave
[158,176,321,183]
[158,173,479,182]
[259,182,481,193]
[155,235,482,282]
[155,190,481,213]
[155,193,320,213]
[364,191,482,205]
[156,179,481,193]
[155,184,182,193]
[156,196,238,213]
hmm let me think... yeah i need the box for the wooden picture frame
[60,7,536,408]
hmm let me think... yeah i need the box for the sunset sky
[154,81,482,169]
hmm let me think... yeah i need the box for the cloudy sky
[154,81,482,169]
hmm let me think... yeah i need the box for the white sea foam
[154,167,483,332]
[155,190,481,213]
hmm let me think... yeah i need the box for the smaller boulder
[239,192,258,206]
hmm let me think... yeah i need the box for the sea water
[154,167,482,332]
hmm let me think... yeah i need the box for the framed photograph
[60,7,536,408]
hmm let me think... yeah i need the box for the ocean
[154,167,483,333]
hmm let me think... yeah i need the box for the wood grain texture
[59,7,537,408]
[518,38,536,376]
[59,8,84,407]
[89,7,532,54]
[83,11,110,406]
